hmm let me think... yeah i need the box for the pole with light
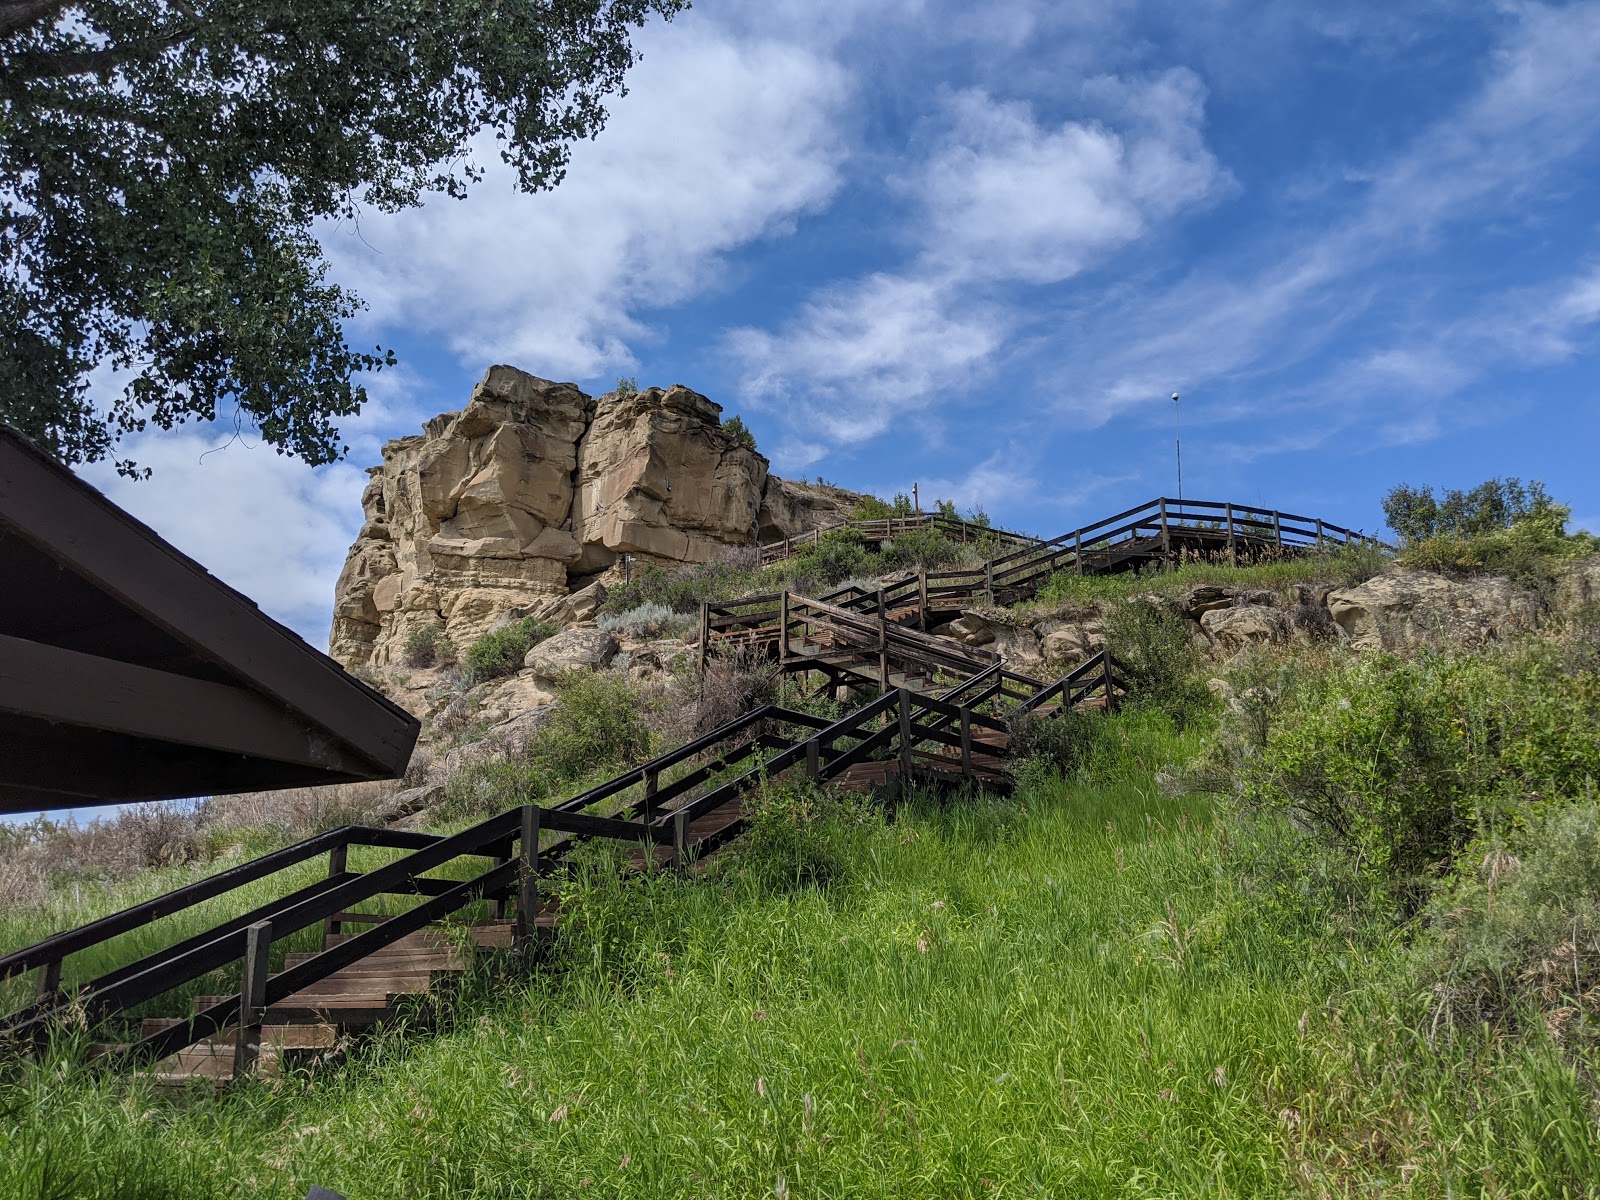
[1172,392,1182,504]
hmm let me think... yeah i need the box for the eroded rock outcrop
[332,366,862,666]
[1325,571,1540,652]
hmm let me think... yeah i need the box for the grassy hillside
[6,694,1599,1198]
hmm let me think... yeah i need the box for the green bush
[402,626,456,668]
[1384,477,1552,543]
[720,414,756,451]
[532,672,652,780]
[879,527,960,570]
[1237,645,1600,902]
[788,527,874,587]
[1387,478,1597,595]
[1415,802,1600,1041]
[849,493,913,521]
[603,557,761,616]
[462,617,557,684]
[1007,708,1104,782]
[726,778,872,892]
[1101,599,1212,726]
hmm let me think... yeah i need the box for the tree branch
[0,0,70,40]
[6,21,202,82]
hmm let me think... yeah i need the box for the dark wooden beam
[0,431,417,775]
[0,634,376,774]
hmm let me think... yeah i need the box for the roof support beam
[0,633,374,774]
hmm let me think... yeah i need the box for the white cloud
[1055,2,1600,434]
[727,274,1007,444]
[727,73,1224,450]
[919,72,1221,285]
[324,17,851,381]
[79,436,367,650]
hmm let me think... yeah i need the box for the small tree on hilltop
[721,415,757,451]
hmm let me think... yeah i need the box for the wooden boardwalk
[0,494,1374,1085]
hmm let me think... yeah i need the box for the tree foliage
[0,0,687,473]
[1382,478,1554,544]
[720,414,756,452]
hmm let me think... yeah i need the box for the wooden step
[192,995,396,1026]
[285,946,466,971]
[142,1018,337,1050]
[155,1042,273,1084]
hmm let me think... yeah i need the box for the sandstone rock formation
[1325,571,1540,652]
[332,366,864,666]
[1200,604,1286,652]
[523,627,619,681]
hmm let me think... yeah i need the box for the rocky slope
[331,366,862,666]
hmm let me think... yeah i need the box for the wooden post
[322,842,348,943]
[1102,651,1115,712]
[1075,529,1084,575]
[1316,518,1324,550]
[672,809,691,870]
[1224,503,1236,564]
[917,569,928,631]
[984,561,994,606]
[514,805,541,949]
[1273,511,1283,550]
[35,958,61,1004]
[959,706,973,778]
[877,587,888,688]
[643,766,659,830]
[806,737,820,778]
[779,591,790,667]
[698,601,710,673]
[1159,499,1170,554]
[234,919,272,1078]
[898,688,914,785]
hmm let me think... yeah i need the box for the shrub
[533,672,653,780]
[684,646,778,738]
[1236,645,1600,903]
[1387,478,1597,595]
[1384,477,1553,543]
[850,494,912,521]
[721,414,757,451]
[1006,708,1104,781]
[402,626,456,668]
[1415,802,1600,1043]
[614,376,638,398]
[1101,598,1211,726]
[728,779,873,892]
[598,601,698,640]
[603,552,761,616]
[788,528,874,587]
[462,617,556,684]
[880,527,960,570]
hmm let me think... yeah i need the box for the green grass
[1025,542,1389,611]
[5,708,1596,1198]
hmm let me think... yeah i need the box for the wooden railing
[750,498,1382,626]
[0,644,1126,1069]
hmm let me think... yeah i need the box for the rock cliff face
[331,366,860,666]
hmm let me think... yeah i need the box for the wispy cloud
[324,16,851,382]
[727,70,1226,450]
[1054,2,1600,436]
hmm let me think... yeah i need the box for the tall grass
[5,707,1595,1198]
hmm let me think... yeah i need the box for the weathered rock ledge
[331,365,862,666]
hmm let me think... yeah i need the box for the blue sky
[85,0,1600,650]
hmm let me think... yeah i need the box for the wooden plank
[0,429,417,776]
[0,634,375,774]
